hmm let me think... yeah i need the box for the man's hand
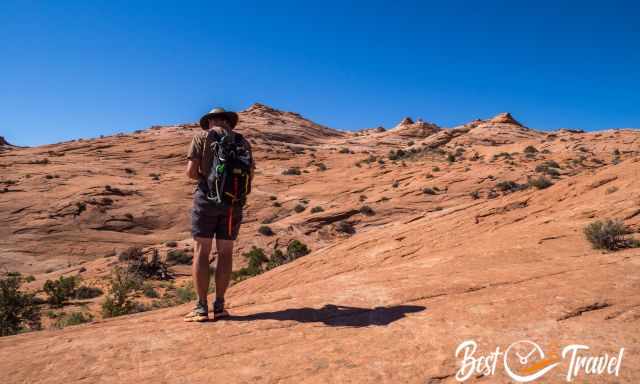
[186,159,201,180]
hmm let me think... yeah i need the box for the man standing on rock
[184,107,254,322]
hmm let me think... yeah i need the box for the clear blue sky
[1,0,639,146]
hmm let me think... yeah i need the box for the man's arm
[186,133,204,180]
[186,159,201,180]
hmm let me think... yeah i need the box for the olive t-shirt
[187,128,255,180]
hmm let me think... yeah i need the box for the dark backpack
[204,130,252,206]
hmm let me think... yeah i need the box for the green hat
[199,107,239,130]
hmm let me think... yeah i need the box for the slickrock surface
[1,104,639,383]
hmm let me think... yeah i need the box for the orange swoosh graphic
[520,357,560,375]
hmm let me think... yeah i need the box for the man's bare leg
[215,239,234,301]
[193,236,213,304]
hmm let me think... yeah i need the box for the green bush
[535,160,561,176]
[54,312,93,329]
[432,166,440,172]
[166,249,192,265]
[294,204,306,213]
[101,266,143,318]
[336,221,355,234]
[584,219,638,251]
[446,153,456,163]
[0,275,41,336]
[310,206,324,213]
[528,176,553,189]
[43,276,78,307]
[287,240,310,260]
[282,167,301,175]
[359,205,375,216]
[143,285,159,298]
[258,225,274,236]
[524,145,538,154]
[496,180,523,192]
[118,246,143,262]
[74,285,103,299]
[266,249,287,270]
[175,283,197,304]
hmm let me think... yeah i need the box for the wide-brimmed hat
[199,107,239,130]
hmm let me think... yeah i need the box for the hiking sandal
[212,298,229,320]
[184,300,209,322]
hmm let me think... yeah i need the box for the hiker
[184,107,254,322]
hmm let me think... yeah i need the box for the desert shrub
[317,163,327,171]
[423,187,436,195]
[127,249,172,280]
[118,247,143,262]
[282,167,301,175]
[388,149,408,161]
[258,225,274,236]
[124,168,136,174]
[360,205,375,216]
[287,240,310,260]
[310,206,324,213]
[25,275,35,283]
[31,158,50,165]
[273,201,282,207]
[535,161,561,176]
[54,312,93,328]
[142,283,159,298]
[294,204,306,213]
[74,286,103,299]
[470,190,480,199]
[524,145,538,154]
[363,155,377,164]
[232,247,268,281]
[266,249,287,270]
[446,153,456,163]
[492,152,512,160]
[528,176,553,189]
[432,166,440,172]
[339,148,351,154]
[336,221,355,234]
[496,180,523,192]
[392,180,399,188]
[101,266,143,318]
[0,275,41,336]
[545,167,560,177]
[43,276,78,307]
[166,249,192,265]
[75,202,86,216]
[584,219,638,251]
[175,282,197,304]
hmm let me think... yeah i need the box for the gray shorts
[191,187,243,240]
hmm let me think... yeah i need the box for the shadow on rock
[224,304,426,327]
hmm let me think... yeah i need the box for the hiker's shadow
[225,304,426,327]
